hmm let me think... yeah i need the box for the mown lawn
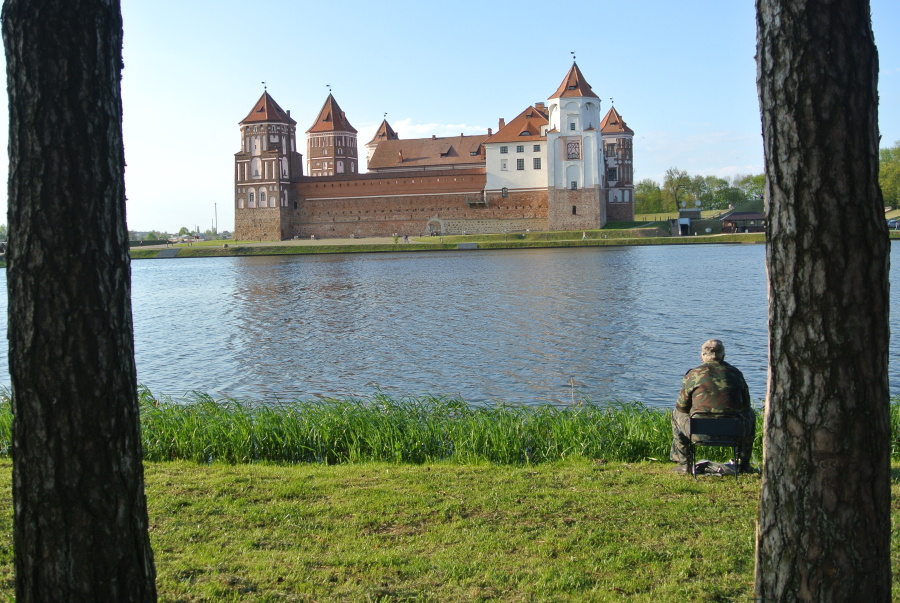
[0,459,898,602]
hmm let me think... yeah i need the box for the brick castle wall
[234,171,635,240]
[606,200,635,222]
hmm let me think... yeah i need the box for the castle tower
[545,62,607,230]
[600,106,635,221]
[234,91,303,241]
[365,119,399,169]
[306,94,358,176]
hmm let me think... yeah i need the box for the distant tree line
[881,140,900,207]
[128,226,221,241]
[634,168,765,214]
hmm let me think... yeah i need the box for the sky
[0,0,898,233]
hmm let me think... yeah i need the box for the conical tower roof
[240,91,296,125]
[307,93,358,134]
[367,119,399,145]
[599,106,634,135]
[548,62,599,100]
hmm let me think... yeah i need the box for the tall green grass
[137,389,681,465]
[3,389,900,465]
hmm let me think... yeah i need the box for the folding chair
[687,411,747,480]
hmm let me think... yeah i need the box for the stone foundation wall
[234,206,289,241]
[438,217,547,235]
[547,188,605,231]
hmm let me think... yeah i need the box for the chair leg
[689,444,696,479]
[733,446,740,480]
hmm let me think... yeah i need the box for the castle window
[533,144,541,152]
[569,122,576,131]
[516,145,524,153]
[566,142,581,160]
[500,146,508,154]
[572,205,577,214]
[516,159,524,170]
[533,158,541,170]
[248,192,256,208]
[260,190,266,203]
[501,187,508,198]
[338,148,343,155]
[607,168,618,181]
[606,143,616,155]
[570,181,578,191]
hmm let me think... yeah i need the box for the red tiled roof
[549,62,599,100]
[307,94,358,134]
[367,134,489,170]
[240,91,296,125]
[599,106,634,135]
[484,105,549,144]
[367,119,399,145]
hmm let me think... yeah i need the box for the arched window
[250,157,261,178]
[237,198,245,209]
[501,187,508,198]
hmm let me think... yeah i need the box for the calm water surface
[1,245,898,408]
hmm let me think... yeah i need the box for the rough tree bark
[755,0,890,600]
[3,0,157,600]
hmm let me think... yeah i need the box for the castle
[233,63,634,241]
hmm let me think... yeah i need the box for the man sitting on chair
[670,339,756,473]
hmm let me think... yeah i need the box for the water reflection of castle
[234,63,634,241]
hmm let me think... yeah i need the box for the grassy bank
[1,394,900,600]
[0,459,898,601]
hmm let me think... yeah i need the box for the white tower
[545,62,607,230]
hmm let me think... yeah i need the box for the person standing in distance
[670,339,756,473]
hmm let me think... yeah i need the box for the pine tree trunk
[755,0,890,600]
[2,0,157,600]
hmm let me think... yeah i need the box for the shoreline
[129,232,768,260]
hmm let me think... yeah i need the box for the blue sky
[1,0,898,233]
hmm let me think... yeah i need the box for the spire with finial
[571,50,576,63]
[261,81,267,91]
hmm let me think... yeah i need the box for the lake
[0,244,897,408]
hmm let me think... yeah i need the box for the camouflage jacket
[675,360,750,414]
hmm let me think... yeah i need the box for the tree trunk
[2,0,157,600]
[755,1,890,600]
